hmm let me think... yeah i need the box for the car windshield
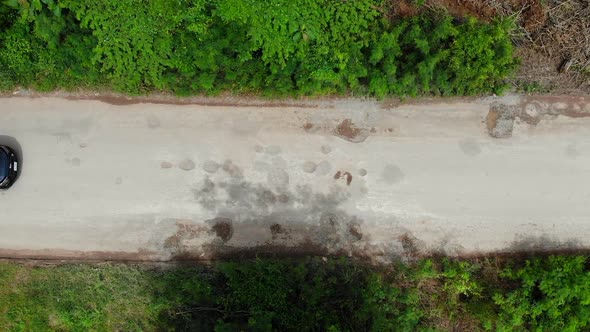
[0,150,8,181]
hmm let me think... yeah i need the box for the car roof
[0,149,8,181]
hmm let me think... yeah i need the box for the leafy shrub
[0,0,100,91]
[493,256,590,332]
[359,271,424,331]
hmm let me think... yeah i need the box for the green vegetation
[515,80,549,94]
[0,0,518,98]
[1,255,590,331]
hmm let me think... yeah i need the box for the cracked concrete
[1,95,590,262]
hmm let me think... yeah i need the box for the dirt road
[0,95,589,262]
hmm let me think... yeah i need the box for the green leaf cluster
[493,256,590,331]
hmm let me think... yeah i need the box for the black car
[0,145,19,189]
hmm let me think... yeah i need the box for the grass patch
[0,264,161,331]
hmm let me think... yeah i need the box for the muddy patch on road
[164,158,466,263]
[486,96,590,138]
[334,119,369,143]
[333,171,353,185]
[163,159,474,263]
[210,218,234,242]
[486,104,515,138]
[269,223,284,239]
[163,221,209,251]
[162,159,408,261]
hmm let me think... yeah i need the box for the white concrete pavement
[0,95,589,261]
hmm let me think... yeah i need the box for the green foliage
[0,264,162,331]
[0,0,518,96]
[216,258,371,331]
[445,17,518,95]
[152,267,216,331]
[367,14,518,98]
[515,80,549,93]
[493,256,590,332]
[0,0,100,91]
[360,272,424,331]
[408,259,484,328]
[1,256,590,331]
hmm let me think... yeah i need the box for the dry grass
[535,1,590,71]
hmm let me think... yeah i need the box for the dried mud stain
[486,96,590,139]
[486,104,516,139]
[270,223,292,241]
[164,221,207,249]
[334,119,369,143]
[333,171,353,185]
[485,108,500,133]
[348,224,363,241]
[399,233,420,257]
[336,119,361,139]
[211,218,233,242]
[522,96,590,119]
[270,223,283,236]
[186,164,379,260]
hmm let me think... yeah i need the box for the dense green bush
[493,256,590,331]
[0,0,517,97]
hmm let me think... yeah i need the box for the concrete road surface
[1,95,590,262]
